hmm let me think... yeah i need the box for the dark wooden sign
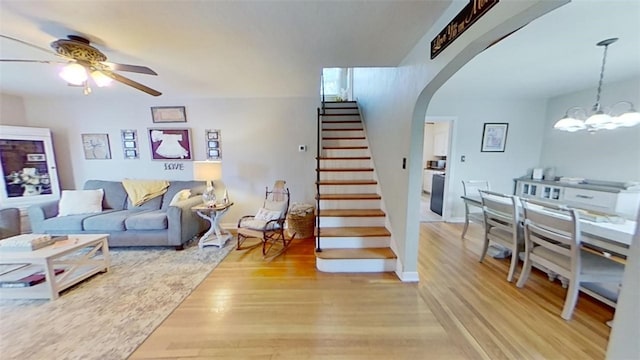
[431,0,499,59]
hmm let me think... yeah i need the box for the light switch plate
[298,145,307,152]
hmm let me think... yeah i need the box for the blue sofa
[27,180,207,249]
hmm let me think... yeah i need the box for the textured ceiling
[0,0,450,99]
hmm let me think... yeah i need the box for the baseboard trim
[396,271,419,282]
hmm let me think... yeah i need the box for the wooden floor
[129,222,614,359]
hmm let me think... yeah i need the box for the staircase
[315,101,397,273]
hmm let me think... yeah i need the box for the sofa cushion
[83,210,146,231]
[41,212,114,232]
[84,180,127,210]
[125,195,163,211]
[162,181,206,210]
[125,210,168,230]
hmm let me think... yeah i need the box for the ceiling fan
[0,34,162,96]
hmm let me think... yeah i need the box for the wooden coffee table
[0,234,110,300]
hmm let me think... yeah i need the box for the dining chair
[461,180,490,239]
[478,190,522,282]
[516,198,624,320]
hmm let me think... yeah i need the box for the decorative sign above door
[430,0,499,59]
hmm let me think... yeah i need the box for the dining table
[461,195,636,257]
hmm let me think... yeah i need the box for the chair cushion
[254,207,282,221]
[239,218,281,231]
[265,199,288,214]
[532,246,625,277]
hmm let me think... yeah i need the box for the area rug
[0,239,234,360]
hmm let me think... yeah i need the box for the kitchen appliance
[430,173,445,215]
[427,160,446,169]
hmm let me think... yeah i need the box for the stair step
[322,136,365,140]
[316,180,377,185]
[322,120,361,124]
[321,113,360,116]
[315,247,396,260]
[317,168,373,172]
[322,128,364,131]
[322,146,368,150]
[317,209,385,217]
[316,226,390,237]
[317,157,371,160]
[316,193,381,200]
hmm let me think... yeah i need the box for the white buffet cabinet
[514,178,640,219]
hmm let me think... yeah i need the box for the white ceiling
[1,1,638,101]
[0,0,450,99]
[437,0,640,99]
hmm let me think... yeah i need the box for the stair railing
[316,106,322,252]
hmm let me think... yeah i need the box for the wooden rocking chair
[236,180,295,259]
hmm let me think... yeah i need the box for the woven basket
[287,204,315,239]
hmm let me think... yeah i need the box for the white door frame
[425,116,456,222]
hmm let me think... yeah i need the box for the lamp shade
[193,161,222,181]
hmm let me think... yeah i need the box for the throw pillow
[169,189,191,206]
[58,189,104,216]
[254,207,282,221]
[264,199,288,214]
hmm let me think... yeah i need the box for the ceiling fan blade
[104,71,162,96]
[0,59,66,64]
[0,34,62,58]
[103,62,157,75]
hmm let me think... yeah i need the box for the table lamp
[193,160,222,207]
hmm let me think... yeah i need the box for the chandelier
[554,38,640,132]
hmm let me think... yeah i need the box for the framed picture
[150,106,187,123]
[124,149,138,159]
[480,123,508,152]
[205,129,222,160]
[123,141,136,148]
[122,130,136,141]
[148,128,192,160]
[207,130,219,140]
[81,133,112,159]
[208,149,220,158]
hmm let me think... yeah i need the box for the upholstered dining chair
[461,180,490,238]
[516,198,624,320]
[236,180,294,259]
[478,190,522,282]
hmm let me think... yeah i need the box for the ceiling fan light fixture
[91,70,113,87]
[59,63,87,85]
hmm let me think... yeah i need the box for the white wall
[353,0,565,277]
[541,77,640,182]
[426,97,547,219]
[20,96,319,222]
[0,93,27,126]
